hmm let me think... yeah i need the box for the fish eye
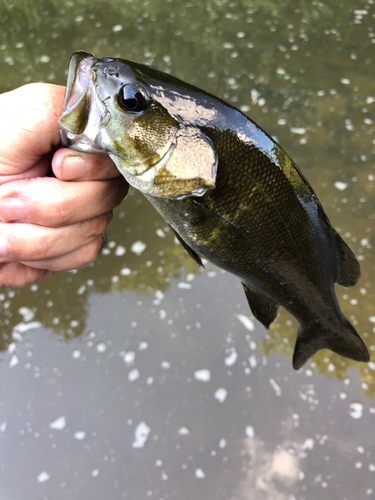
[117,84,148,113]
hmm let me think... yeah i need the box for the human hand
[0,83,128,287]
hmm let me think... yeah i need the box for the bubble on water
[303,438,314,450]
[72,349,81,359]
[224,349,238,367]
[156,228,166,238]
[236,314,254,331]
[139,342,148,351]
[0,422,7,432]
[128,369,140,382]
[120,267,132,276]
[290,127,306,135]
[115,245,126,256]
[334,182,348,191]
[112,24,123,32]
[122,351,135,364]
[194,369,211,382]
[195,468,205,478]
[73,431,85,440]
[177,282,192,289]
[219,438,226,448]
[269,378,282,396]
[161,361,170,369]
[245,425,254,438]
[349,402,364,419]
[96,342,106,353]
[214,388,228,403]
[341,78,350,84]
[37,471,50,483]
[132,422,150,448]
[92,469,99,477]
[131,241,146,255]
[8,354,19,368]
[178,426,190,435]
[18,307,35,322]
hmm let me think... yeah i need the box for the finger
[0,83,65,175]
[0,153,52,186]
[0,213,110,262]
[20,234,105,272]
[52,148,122,181]
[0,262,54,288]
[0,176,128,225]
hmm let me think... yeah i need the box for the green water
[0,1,374,499]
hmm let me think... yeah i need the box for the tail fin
[293,320,370,370]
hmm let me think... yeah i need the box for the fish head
[59,51,218,198]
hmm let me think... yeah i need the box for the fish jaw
[59,51,109,154]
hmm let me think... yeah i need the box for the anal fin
[242,283,279,329]
[334,231,360,287]
[169,225,204,268]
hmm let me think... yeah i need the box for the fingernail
[1,197,27,222]
[0,236,7,258]
[62,155,88,180]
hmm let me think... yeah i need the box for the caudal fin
[293,320,370,370]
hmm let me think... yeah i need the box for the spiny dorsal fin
[242,283,279,329]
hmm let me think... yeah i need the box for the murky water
[0,1,374,498]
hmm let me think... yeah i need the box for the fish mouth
[59,51,109,154]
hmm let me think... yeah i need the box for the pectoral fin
[242,283,279,328]
[169,225,204,268]
[334,230,361,287]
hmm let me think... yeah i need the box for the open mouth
[59,51,109,154]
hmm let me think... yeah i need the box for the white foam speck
[195,468,205,478]
[245,425,254,438]
[72,349,81,359]
[18,307,35,322]
[219,438,226,448]
[112,24,123,32]
[131,241,146,255]
[49,416,66,430]
[161,361,170,369]
[74,431,86,440]
[303,438,314,450]
[123,351,136,364]
[13,321,42,333]
[120,267,131,276]
[37,471,50,483]
[349,402,363,419]
[178,426,189,435]
[214,388,228,403]
[334,181,348,191]
[159,309,167,320]
[92,469,99,477]
[8,354,19,368]
[341,78,350,84]
[236,314,254,331]
[290,127,307,135]
[177,282,192,289]
[248,354,257,368]
[115,245,126,256]
[0,422,7,432]
[225,349,238,366]
[269,378,282,396]
[96,342,106,353]
[194,369,211,382]
[128,369,140,382]
[156,228,166,238]
[132,422,150,448]
[139,342,148,351]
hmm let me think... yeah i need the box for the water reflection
[0,0,374,499]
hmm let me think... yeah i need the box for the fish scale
[59,51,370,370]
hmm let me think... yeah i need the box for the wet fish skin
[59,51,370,369]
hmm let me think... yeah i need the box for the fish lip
[59,51,108,154]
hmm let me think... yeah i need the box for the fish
[59,51,370,370]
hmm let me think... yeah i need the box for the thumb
[0,83,65,176]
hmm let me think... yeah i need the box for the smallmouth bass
[59,51,370,369]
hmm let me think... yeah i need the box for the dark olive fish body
[59,51,369,369]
